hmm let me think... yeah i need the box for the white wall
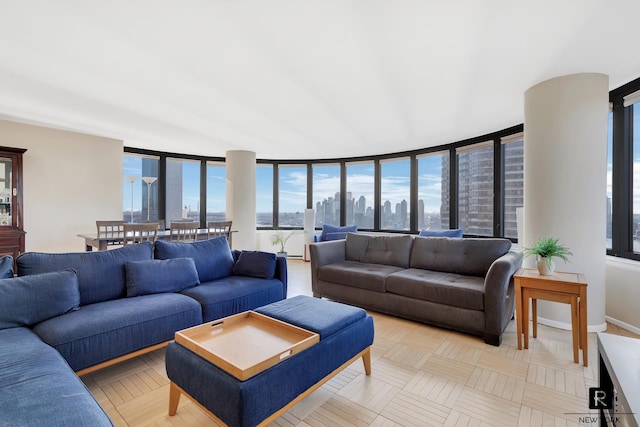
[0,119,122,252]
[606,257,640,334]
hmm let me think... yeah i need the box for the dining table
[77,229,217,251]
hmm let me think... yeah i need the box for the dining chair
[140,219,166,230]
[207,221,232,245]
[169,220,199,242]
[123,223,159,245]
[96,220,125,246]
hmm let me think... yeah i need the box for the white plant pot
[536,257,555,276]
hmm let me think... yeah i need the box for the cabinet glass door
[0,157,12,226]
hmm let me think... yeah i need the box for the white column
[524,73,608,331]
[225,150,256,250]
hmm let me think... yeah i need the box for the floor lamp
[125,176,139,223]
[141,177,157,221]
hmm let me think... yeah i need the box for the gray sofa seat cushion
[386,268,485,310]
[410,237,512,276]
[318,260,404,292]
[345,233,414,268]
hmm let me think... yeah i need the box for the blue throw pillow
[154,237,234,282]
[0,269,80,329]
[232,251,277,279]
[125,257,200,297]
[0,255,13,278]
[418,228,463,238]
[320,224,357,241]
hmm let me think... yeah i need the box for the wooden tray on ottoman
[175,311,319,380]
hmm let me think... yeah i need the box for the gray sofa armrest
[483,250,523,345]
[309,240,346,297]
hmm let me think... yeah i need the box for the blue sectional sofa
[0,237,287,426]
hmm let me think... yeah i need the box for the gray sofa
[310,233,522,345]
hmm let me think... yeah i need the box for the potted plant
[523,236,572,276]
[271,230,295,257]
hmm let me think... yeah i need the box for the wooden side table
[514,268,588,366]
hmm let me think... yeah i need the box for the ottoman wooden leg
[362,347,372,375]
[168,382,181,416]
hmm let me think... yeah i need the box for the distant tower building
[418,199,425,229]
[400,199,408,229]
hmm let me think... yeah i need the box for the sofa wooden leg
[362,347,371,375]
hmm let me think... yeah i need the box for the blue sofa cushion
[0,328,113,426]
[317,224,357,242]
[0,255,13,278]
[232,251,277,279]
[33,293,202,371]
[180,276,286,322]
[155,237,234,282]
[125,257,200,297]
[419,228,463,238]
[0,269,80,330]
[17,242,154,306]
[255,295,367,339]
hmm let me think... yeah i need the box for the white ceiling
[1,1,639,160]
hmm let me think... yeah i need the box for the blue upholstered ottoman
[166,295,374,427]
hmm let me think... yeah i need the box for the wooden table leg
[532,298,538,338]
[580,288,588,367]
[523,289,530,349]
[168,382,181,416]
[570,295,579,364]
[515,280,523,350]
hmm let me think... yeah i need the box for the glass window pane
[503,137,524,239]
[166,158,200,226]
[607,111,613,250]
[123,154,159,223]
[458,143,494,236]
[346,161,374,229]
[313,164,340,227]
[278,165,306,227]
[381,157,410,230]
[207,162,226,222]
[633,105,640,253]
[256,164,274,227]
[418,152,449,231]
[0,157,12,226]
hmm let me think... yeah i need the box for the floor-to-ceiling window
[312,164,340,227]
[256,164,274,227]
[207,162,226,222]
[417,151,449,231]
[606,110,613,250]
[632,104,640,253]
[457,141,494,236]
[502,134,524,239]
[166,158,200,226]
[278,164,306,227]
[123,154,159,223]
[346,161,374,229]
[380,157,410,230]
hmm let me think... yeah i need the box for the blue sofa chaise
[0,237,287,426]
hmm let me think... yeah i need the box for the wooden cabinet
[0,147,26,265]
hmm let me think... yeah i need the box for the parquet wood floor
[80,260,637,426]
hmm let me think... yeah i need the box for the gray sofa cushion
[345,233,414,268]
[410,237,512,276]
[318,260,404,292]
[386,269,485,310]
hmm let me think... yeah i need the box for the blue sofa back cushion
[319,224,357,241]
[419,228,463,238]
[154,237,234,282]
[16,242,153,306]
[0,269,80,329]
[0,255,13,278]
[125,257,200,297]
[232,250,277,279]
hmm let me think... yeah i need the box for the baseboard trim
[605,315,640,336]
[535,316,607,333]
